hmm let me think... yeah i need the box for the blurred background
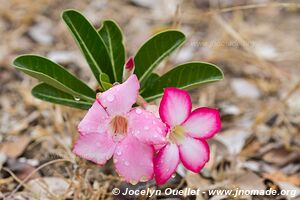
[0,0,300,199]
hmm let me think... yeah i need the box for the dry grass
[1,0,300,199]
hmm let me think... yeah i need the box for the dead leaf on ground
[6,158,40,181]
[263,171,300,187]
[231,170,265,191]
[186,171,211,189]
[0,135,31,158]
[27,177,70,200]
[262,147,300,167]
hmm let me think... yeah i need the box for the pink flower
[154,88,221,185]
[73,75,167,184]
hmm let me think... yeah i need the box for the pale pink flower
[73,75,166,184]
[154,88,221,185]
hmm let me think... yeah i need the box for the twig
[212,14,281,77]
[7,158,72,198]
[210,3,300,15]
[2,168,39,199]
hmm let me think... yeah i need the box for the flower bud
[122,57,135,82]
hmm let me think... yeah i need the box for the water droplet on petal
[172,174,176,178]
[135,108,142,114]
[135,130,140,135]
[144,126,149,130]
[116,150,122,156]
[74,96,80,101]
[107,94,115,102]
[156,128,162,134]
[125,161,130,166]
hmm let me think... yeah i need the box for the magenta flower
[154,88,221,185]
[73,75,167,184]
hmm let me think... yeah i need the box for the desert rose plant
[13,10,224,185]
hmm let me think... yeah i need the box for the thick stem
[136,95,148,109]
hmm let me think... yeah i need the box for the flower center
[110,115,128,135]
[109,115,128,142]
[168,125,185,143]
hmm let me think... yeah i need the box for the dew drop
[172,174,176,178]
[135,130,140,135]
[156,128,162,134]
[116,150,122,156]
[74,96,80,101]
[135,108,142,114]
[144,126,149,130]
[107,94,115,102]
[125,161,130,166]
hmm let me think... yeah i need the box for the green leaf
[98,20,126,82]
[13,55,95,102]
[134,30,185,87]
[141,62,224,101]
[32,83,92,110]
[62,10,114,82]
[99,72,112,91]
[140,73,160,93]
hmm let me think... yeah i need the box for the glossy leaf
[134,30,185,87]
[140,73,159,94]
[13,55,95,102]
[32,83,92,110]
[141,62,224,101]
[62,10,114,82]
[98,20,126,82]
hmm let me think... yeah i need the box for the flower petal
[73,132,116,165]
[78,101,108,135]
[182,107,221,139]
[159,88,192,127]
[128,108,167,145]
[114,135,154,184]
[154,143,180,185]
[98,75,139,116]
[178,137,209,173]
